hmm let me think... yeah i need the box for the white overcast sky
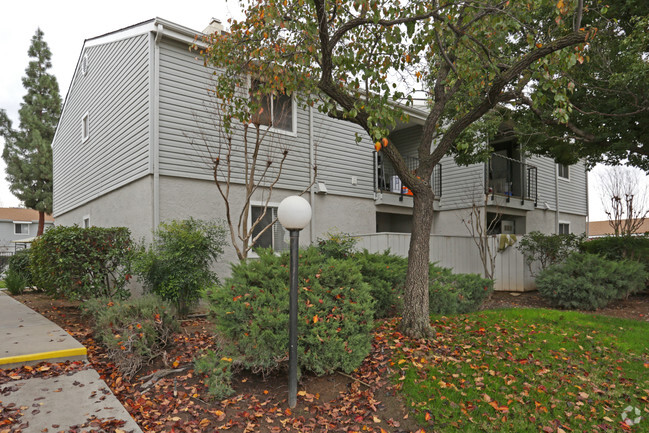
[0,0,643,222]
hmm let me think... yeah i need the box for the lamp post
[277,196,312,409]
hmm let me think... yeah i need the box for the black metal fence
[375,152,442,198]
[486,153,537,204]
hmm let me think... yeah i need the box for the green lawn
[391,309,649,432]
[0,280,6,289]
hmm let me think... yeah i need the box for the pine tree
[0,28,61,235]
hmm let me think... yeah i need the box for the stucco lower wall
[55,176,154,242]
[158,175,377,278]
[526,209,587,235]
[433,208,473,236]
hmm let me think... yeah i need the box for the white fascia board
[84,20,158,48]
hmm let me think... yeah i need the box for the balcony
[486,153,537,210]
[374,152,441,207]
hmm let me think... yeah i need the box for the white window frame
[249,78,297,137]
[83,215,90,228]
[14,222,31,236]
[82,112,90,142]
[558,221,570,235]
[248,201,289,257]
[557,163,570,180]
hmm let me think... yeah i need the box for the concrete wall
[157,175,377,277]
[55,176,154,243]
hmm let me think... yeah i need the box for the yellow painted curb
[0,347,87,366]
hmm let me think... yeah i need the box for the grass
[391,309,649,432]
[0,280,6,289]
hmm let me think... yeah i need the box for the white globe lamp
[278,195,312,230]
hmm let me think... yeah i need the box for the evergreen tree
[0,28,61,235]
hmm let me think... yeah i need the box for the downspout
[152,23,163,231]
[585,163,589,237]
[309,105,315,244]
[554,163,560,233]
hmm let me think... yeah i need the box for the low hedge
[83,295,179,378]
[200,247,375,398]
[536,252,647,310]
[30,226,134,300]
[353,249,408,318]
[429,264,494,315]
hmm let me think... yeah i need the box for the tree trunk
[401,188,435,338]
[37,211,45,236]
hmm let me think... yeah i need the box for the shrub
[201,247,374,397]
[0,254,11,275]
[581,235,649,275]
[516,231,584,276]
[134,218,226,316]
[316,231,358,259]
[353,249,407,318]
[30,226,134,300]
[82,295,179,378]
[536,253,647,310]
[428,264,494,315]
[194,350,235,399]
[8,249,33,287]
[5,269,27,295]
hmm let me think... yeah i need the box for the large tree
[512,2,649,169]
[201,0,596,337]
[0,28,61,235]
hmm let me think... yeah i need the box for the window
[83,216,90,228]
[251,205,289,251]
[250,79,294,133]
[559,222,570,235]
[82,112,90,142]
[14,223,30,235]
[558,163,569,179]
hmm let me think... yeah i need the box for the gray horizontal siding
[438,156,485,209]
[157,38,376,200]
[558,160,588,215]
[526,155,557,211]
[390,126,421,158]
[525,156,587,215]
[53,34,150,216]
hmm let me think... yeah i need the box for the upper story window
[558,163,569,180]
[14,222,30,235]
[250,79,295,133]
[250,204,289,252]
[82,112,90,142]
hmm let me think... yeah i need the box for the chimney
[203,18,224,35]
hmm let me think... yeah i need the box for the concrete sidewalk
[0,290,143,432]
[0,291,86,369]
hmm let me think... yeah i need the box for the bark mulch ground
[4,289,649,433]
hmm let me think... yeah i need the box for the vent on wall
[80,54,88,76]
[501,220,515,234]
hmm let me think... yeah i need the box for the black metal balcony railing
[486,153,537,205]
[374,152,442,198]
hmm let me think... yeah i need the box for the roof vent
[203,18,224,35]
